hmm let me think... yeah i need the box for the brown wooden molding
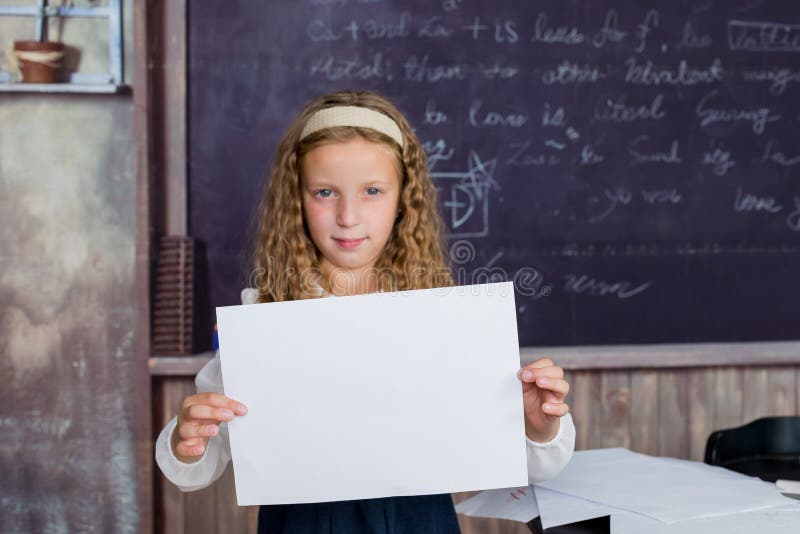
[150,341,800,377]
[149,354,214,376]
[522,340,800,370]
[133,0,155,532]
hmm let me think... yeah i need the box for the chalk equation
[433,151,499,238]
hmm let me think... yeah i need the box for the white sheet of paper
[454,486,539,523]
[538,448,794,523]
[537,485,800,534]
[612,502,800,534]
[535,487,611,529]
[777,479,800,495]
[217,281,528,505]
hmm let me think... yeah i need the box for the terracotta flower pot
[13,41,65,83]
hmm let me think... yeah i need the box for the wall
[0,1,148,531]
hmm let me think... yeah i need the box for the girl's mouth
[333,237,366,249]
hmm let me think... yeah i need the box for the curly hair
[247,90,454,302]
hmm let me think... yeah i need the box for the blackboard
[189,0,800,346]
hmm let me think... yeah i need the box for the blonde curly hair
[247,90,454,302]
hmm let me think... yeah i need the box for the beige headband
[300,106,404,148]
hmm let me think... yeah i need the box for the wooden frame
[134,0,155,532]
[0,0,126,91]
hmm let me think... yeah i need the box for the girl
[155,90,575,533]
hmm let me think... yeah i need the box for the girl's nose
[336,196,360,227]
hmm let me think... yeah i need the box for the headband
[299,106,404,148]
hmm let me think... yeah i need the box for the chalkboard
[189,0,800,346]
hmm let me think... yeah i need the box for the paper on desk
[612,502,800,533]
[454,485,612,528]
[535,486,611,529]
[537,485,800,534]
[458,483,800,533]
[455,486,539,523]
[217,281,528,505]
[777,479,800,495]
[538,448,794,523]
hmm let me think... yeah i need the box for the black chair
[704,416,800,482]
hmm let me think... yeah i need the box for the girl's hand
[172,392,248,463]
[518,358,570,443]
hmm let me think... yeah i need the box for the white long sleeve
[154,287,576,492]
[154,350,233,492]
[154,289,259,492]
[525,412,575,484]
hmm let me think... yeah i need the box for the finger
[179,422,220,439]
[518,364,563,382]
[528,358,553,369]
[184,404,236,423]
[542,402,570,417]
[175,438,207,457]
[521,367,564,380]
[534,377,570,396]
[183,393,248,415]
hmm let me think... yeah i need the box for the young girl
[155,90,576,533]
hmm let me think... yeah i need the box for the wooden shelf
[149,353,214,376]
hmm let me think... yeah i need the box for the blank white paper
[217,281,528,505]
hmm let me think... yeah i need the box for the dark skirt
[257,494,461,533]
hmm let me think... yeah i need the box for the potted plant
[4,0,97,84]
[9,40,66,83]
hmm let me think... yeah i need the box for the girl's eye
[315,189,333,198]
[366,187,381,196]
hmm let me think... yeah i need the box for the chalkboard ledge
[149,341,800,376]
[521,340,800,370]
[149,353,213,376]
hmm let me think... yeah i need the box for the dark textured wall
[0,95,140,533]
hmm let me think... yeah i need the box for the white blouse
[155,288,576,492]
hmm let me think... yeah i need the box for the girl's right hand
[172,392,248,462]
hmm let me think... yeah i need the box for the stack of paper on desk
[455,448,800,533]
[538,447,792,523]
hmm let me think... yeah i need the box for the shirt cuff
[526,413,571,448]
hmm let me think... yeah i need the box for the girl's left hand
[518,358,570,443]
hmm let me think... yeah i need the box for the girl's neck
[320,263,379,296]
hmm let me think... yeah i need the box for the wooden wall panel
[687,369,715,461]
[714,368,744,433]
[629,371,659,456]
[571,372,602,450]
[600,371,630,449]
[153,377,188,534]
[767,368,798,415]
[657,371,689,458]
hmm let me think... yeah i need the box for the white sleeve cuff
[526,413,568,448]
[155,416,229,492]
[525,413,576,484]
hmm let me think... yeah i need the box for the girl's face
[300,137,402,283]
